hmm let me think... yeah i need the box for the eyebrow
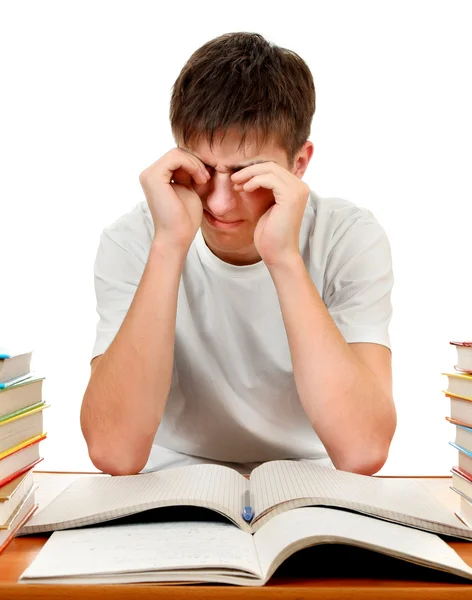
[195,156,273,173]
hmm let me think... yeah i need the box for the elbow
[87,446,149,476]
[82,423,154,476]
[81,409,152,477]
[333,412,397,476]
[83,417,153,475]
[80,388,155,476]
[91,455,146,477]
[335,448,389,476]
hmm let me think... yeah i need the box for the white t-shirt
[91,189,393,474]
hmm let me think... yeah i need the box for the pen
[242,489,254,522]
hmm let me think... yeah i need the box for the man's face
[181,128,296,266]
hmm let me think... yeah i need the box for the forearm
[81,238,186,475]
[269,254,396,474]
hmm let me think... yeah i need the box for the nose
[204,173,238,217]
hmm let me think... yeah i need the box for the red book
[0,457,43,489]
[0,434,46,488]
[452,466,472,483]
[0,504,38,555]
[450,341,472,374]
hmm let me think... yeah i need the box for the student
[80,32,397,477]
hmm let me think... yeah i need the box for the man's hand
[139,148,210,250]
[231,162,310,267]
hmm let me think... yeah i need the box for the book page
[253,506,472,583]
[250,460,472,538]
[20,520,263,583]
[20,463,249,534]
[32,473,108,511]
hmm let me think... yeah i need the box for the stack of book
[442,341,472,527]
[0,349,48,553]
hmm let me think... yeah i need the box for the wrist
[151,235,190,264]
[266,250,304,275]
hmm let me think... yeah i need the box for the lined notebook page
[250,461,472,538]
[20,521,262,583]
[20,463,249,535]
[254,507,472,583]
[32,473,108,511]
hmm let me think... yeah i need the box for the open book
[19,506,472,585]
[19,460,472,540]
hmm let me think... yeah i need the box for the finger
[230,161,278,183]
[240,174,282,195]
[163,149,209,185]
[178,148,210,182]
[171,166,193,187]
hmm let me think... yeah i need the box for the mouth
[203,211,243,230]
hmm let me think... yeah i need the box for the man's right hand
[139,148,210,249]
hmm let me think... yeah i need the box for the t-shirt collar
[194,228,269,278]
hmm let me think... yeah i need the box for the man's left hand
[231,162,309,267]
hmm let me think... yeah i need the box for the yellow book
[0,434,45,488]
[0,405,49,456]
[0,433,47,462]
[0,403,48,427]
[442,371,472,401]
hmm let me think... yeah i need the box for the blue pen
[242,489,254,522]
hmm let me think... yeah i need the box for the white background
[1,1,471,474]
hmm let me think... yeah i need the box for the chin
[202,225,251,249]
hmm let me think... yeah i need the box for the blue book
[449,441,472,459]
[456,424,472,434]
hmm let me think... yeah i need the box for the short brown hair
[169,32,316,167]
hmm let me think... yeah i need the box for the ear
[292,140,314,179]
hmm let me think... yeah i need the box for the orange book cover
[446,416,472,429]
[444,392,472,403]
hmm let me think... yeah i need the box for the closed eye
[202,163,247,175]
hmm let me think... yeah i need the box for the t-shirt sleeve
[91,230,146,362]
[323,209,394,350]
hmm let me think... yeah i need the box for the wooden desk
[1,473,472,598]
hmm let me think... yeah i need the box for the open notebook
[19,460,472,540]
[19,506,472,585]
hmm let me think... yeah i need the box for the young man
[80,32,396,477]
